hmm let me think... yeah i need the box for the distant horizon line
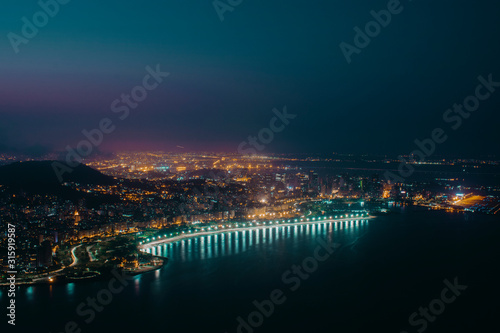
[0,150,498,161]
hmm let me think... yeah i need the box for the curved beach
[139,215,374,250]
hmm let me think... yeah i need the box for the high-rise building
[36,240,53,268]
[74,211,81,226]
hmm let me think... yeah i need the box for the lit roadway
[86,245,97,262]
[69,244,82,267]
[139,215,374,250]
[28,244,82,284]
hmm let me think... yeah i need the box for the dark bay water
[3,209,500,333]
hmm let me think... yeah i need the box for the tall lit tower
[74,211,81,226]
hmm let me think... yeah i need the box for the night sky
[2,0,500,157]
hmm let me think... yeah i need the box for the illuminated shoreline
[139,216,375,250]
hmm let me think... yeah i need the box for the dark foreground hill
[0,161,118,206]
[0,161,115,186]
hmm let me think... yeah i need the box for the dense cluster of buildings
[0,152,498,273]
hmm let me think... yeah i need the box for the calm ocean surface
[3,208,500,333]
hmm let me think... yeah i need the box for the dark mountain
[0,161,115,186]
[0,161,119,207]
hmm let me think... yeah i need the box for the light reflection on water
[151,220,369,263]
[134,275,141,296]
[7,218,371,333]
[26,286,34,302]
[66,283,75,298]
